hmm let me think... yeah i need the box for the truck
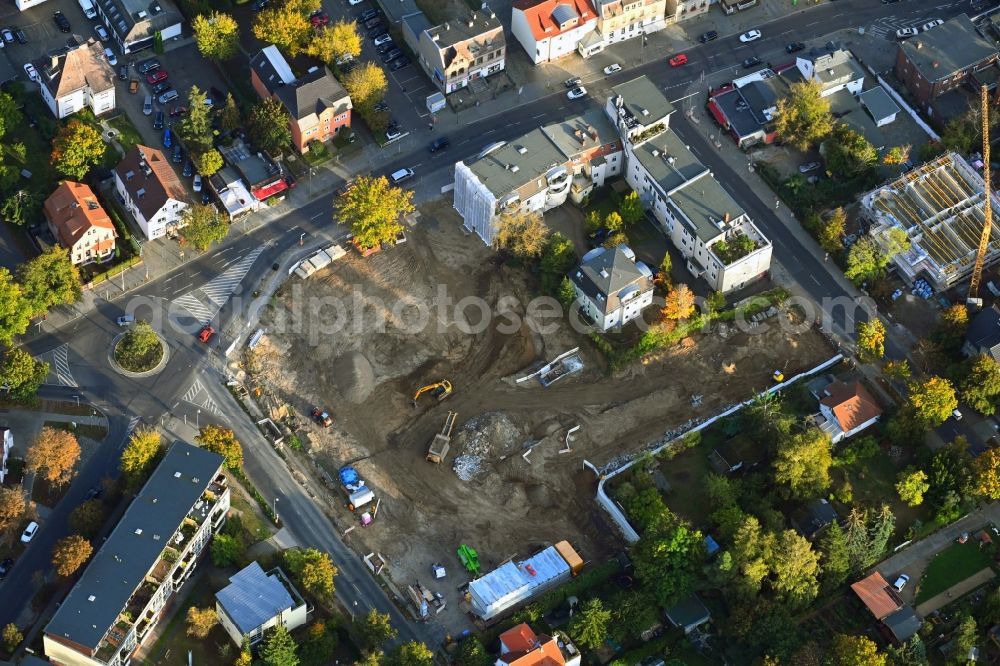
[78,0,97,18]
[338,466,375,511]
[426,411,457,464]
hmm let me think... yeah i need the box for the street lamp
[299,232,306,246]
[196,408,201,429]
[273,496,279,519]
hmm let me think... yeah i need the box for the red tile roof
[851,572,902,620]
[821,380,883,433]
[513,0,596,41]
[498,624,566,666]
[43,181,116,249]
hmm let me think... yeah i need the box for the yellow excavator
[411,380,453,407]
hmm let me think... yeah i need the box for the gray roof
[664,594,711,631]
[739,78,779,116]
[465,128,569,199]
[669,174,746,244]
[95,0,182,47]
[827,88,887,151]
[45,443,224,651]
[883,606,921,642]
[712,88,766,140]
[250,46,296,97]
[859,86,900,122]
[631,129,708,196]
[540,107,619,159]
[900,14,998,82]
[966,304,1000,360]
[216,563,297,635]
[275,66,350,121]
[792,498,839,537]
[610,76,675,126]
[804,48,865,90]
[551,3,578,25]
[571,245,652,315]
[423,11,504,50]
[402,11,433,39]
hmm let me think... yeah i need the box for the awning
[707,99,728,128]
[252,179,288,201]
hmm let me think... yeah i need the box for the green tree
[974,447,1000,500]
[619,191,644,225]
[952,614,978,665]
[773,428,832,499]
[604,211,624,233]
[120,427,162,483]
[584,209,602,233]
[844,237,886,285]
[387,641,433,666]
[344,62,389,112]
[828,634,887,666]
[962,354,1000,415]
[197,425,243,468]
[220,93,242,132]
[210,533,241,567]
[456,636,491,666]
[248,98,292,153]
[307,20,362,64]
[571,598,612,650]
[558,276,576,308]
[51,121,106,179]
[493,210,550,259]
[883,144,911,166]
[633,519,703,605]
[179,87,215,154]
[253,4,311,56]
[941,117,976,154]
[883,359,911,382]
[817,520,850,591]
[17,246,82,317]
[817,207,846,253]
[908,376,958,426]
[192,11,240,60]
[0,190,39,226]
[539,232,576,294]
[115,321,162,371]
[0,91,22,139]
[357,609,396,651]
[773,80,834,151]
[769,529,820,607]
[843,506,870,573]
[0,268,32,345]
[69,499,106,538]
[194,149,224,177]
[335,175,414,251]
[0,346,47,401]
[2,623,21,652]
[866,504,895,567]
[299,621,338,666]
[856,318,886,363]
[825,123,878,176]
[282,548,337,598]
[179,204,229,252]
[936,303,971,354]
[658,252,672,287]
[896,468,930,506]
[260,624,299,666]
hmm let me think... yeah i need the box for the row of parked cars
[353,6,412,72]
[896,18,943,39]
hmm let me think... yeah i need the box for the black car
[588,228,610,246]
[182,160,193,177]
[251,0,269,10]
[13,28,26,45]
[85,485,103,500]
[53,11,71,33]
[172,144,182,163]
[341,60,358,74]
[381,48,402,63]
[785,41,806,53]
[0,558,13,580]
[364,16,381,28]
[742,56,762,69]
[390,56,411,70]
[151,81,171,95]
[201,190,211,205]
[355,8,378,22]
[429,137,450,152]
[118,65,127,80]
[373,101,389,112]
[137,58,160,74]
[564,77,582,88]
[153,111,164,129]
[366,24,386,38]
[376,40,396,54]
[698,30,718,43]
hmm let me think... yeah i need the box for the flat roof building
[216,562,308,646]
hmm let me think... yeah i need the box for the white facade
[818,402,880,444]
[574,278,653,330]
[795,51,864,97]
[0,429,11,484]
[113,172,189,240]
[216,566,308,646]
[571,245,654,331]
[15,0,46,9]
[511,3,597,64]
[39,77,115,119]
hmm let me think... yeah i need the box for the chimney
[50,55,59,69]
[932,61,939,68]
[724,212,731,223]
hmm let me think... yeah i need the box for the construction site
[251,201,835,632]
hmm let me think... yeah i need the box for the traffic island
[109,322,169,377]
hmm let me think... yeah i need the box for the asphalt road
[2,0,974,644]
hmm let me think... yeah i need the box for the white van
[390,168,414,184]
[78,0,97,19]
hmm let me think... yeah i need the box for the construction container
[555,541,583,576]
[468,546,572,621]
[348,486,375,511]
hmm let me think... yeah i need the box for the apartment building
[113,145,191,240]
[92,0,183,54]
[570,244,654,330]
[511,0,598,64]
[35,40,115,119]
[44,181,116,265]
[578,0,667,57]
[403,9,506,95]
[43,443,230,666]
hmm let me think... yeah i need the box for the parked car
[250,0,269,10]
[85,485,103,499]
[373,100,389,112]
[104,47,117,66]
[94,24,109,41]
[192,174,202,191]
[1,28,14,44]
[151,81,171,95]
[162,127,172,148]
[20,521,38,543]
[201,191,211,205]
[603,63,621,75]
[182,160,193,177]
[169,104,187,117]
[373,33,392,46]
[142,94,152,115]
[198,325,215,342]
[116,314,135,326]
[390,167,414,184]
[386,127,403,141]
[564,76,582,88]
[390,56,411,70]
[896,27,919,39]
[799,161,821,173]
[0,558,14,580]
[429,137,450,152]
[13,28,26,44]
[310,10,329,26]
[172,144,182,163]
[376,41,396,54]
[366,23,385,37]
[742,56,762,69]
[921,18,944,31]
[356,8,378,22]
[153,110,164,129]
[146,69,168,85]
[567,86,587,100]
[22,63,37,82]
[381,48,402,63]
[953,409,963,420]
[698,30,718,43]
[364,16,381,29]
[669,53,688,67]
[53,11,71,33]
[785,41,805,53]
[892,574,909,592]
[137,58,160,74]
[348,0,365,4]
[158,89,178,104]
[739,29,762,42]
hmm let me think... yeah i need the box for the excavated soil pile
[332,351,375,403]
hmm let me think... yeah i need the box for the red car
[146,70,168,85]
[669,53,688,67]
[169,105,188,117]
[198,325,215,343]
[310,11,329,26]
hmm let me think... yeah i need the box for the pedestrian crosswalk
[181,378,225,417]
[868,16,921,40]
[173,247,265,324]
[37,344,77,387]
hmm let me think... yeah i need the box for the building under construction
[861,152,1000,291]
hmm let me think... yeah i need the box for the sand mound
[332,351,375,403]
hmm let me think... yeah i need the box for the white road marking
[173,247,265,324]
[38,344,77,387]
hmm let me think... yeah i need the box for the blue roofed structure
[215,562,308,645]
[469,546,575,621]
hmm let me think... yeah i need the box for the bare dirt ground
[254,202,836,632]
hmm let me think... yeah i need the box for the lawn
[229,489,274,544]
[915,541,995,604]
[143,581,233,665]
[44,420,108,441]
[107,113,144,155]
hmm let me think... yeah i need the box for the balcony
[149,547,179,584]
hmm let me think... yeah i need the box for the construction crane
[968,84,993,307]
[411,380,453,407]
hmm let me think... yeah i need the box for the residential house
[851,572,904,621]
[580,0,668,57]
[965,304,1000,362]
[43,443,230,666]
[612,76,772,293]
[113,145,192,240]
[791,498,838,539]
[664,0,709,23]
[790,47,865,97]
[92,0,183,54]
[402,9,506,95]
[895,14,999,106]
[511,0,598,65]
[707,69,788,148]
[814,379,882,444]
[36,40,115,119]
[219,140,288,203]
[664,594,712,634]
[497,623,581,666]
[44,181,116,265]
[569,244,654,330]
[882,607,922,644]
[454,107,621,244]
[719,0,757,14]
[215,562,308,646]
[0,428,11,484]
[250,46,352,154]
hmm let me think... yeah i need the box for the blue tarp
[339,466,359,486]
[704,535,720,556]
